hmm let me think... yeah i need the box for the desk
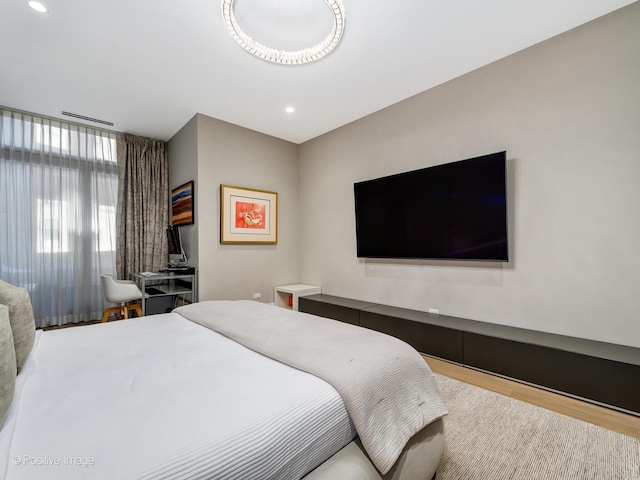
[129,272,197,316]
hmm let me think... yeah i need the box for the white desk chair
[100,274,143,322]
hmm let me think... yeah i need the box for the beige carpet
[434,374,640,480]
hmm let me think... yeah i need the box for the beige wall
[169,114,300,303]
[298,4,640,347]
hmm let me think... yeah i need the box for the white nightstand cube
[274,284,321,311]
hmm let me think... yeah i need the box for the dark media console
[299,294,640,416]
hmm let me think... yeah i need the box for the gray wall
[169,114,300,303]
[298,4,640,347]
[168,114,199,269]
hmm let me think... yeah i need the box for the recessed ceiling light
[27,1,48,13]
[285,106,295,114]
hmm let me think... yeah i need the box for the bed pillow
[0,304,17,429]
[0,280,36,373]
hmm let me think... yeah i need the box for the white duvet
[0,313,356,480]
[177,301,448,474]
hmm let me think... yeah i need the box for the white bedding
[0,313,356,480]
[177,301,448,474]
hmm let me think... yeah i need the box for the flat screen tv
[354,151,508,261]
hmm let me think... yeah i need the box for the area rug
[434,374,640,480]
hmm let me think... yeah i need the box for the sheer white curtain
[0,108,118,327]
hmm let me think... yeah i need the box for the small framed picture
[171,181,194,226]
[220,184,277,244]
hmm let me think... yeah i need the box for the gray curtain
[116,133,168,280]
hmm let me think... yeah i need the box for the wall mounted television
[354,151,508,261]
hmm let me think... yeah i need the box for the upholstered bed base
[304,418,444,480]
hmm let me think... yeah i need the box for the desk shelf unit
[274,284,321,311]
[130,271,197,316]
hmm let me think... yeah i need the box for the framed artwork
[171,181,194,226]
[220,184,278,244]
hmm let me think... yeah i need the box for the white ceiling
[0,0,636,144]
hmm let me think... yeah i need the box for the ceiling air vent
[61,111,115,127]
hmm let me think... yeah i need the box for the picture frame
[171,181,194,226]
[220,184,278,244]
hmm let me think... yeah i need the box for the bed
[0,280,447,480]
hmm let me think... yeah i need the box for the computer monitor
[166,226,187,265]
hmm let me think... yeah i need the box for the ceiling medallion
[221,0,345,65]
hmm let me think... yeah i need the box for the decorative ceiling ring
[221,0,346,65]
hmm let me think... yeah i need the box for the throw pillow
[0,304,17,429]
[0,280,36,373]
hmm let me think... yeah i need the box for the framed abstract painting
[220,184,278,244]
[171,181,194,226]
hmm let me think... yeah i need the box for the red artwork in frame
[220,185,277,244]
[234,201,266,229]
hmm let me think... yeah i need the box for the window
[37,199,71,253]
[95,204,116,252]
[0,108,118,327]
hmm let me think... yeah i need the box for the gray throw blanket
[174,300,447,474]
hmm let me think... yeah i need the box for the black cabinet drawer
[464,333,640,413]
[299,297,360,325]
[360,311,464,363]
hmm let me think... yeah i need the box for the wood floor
[41,320,101,331]
[423,355,640,440]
